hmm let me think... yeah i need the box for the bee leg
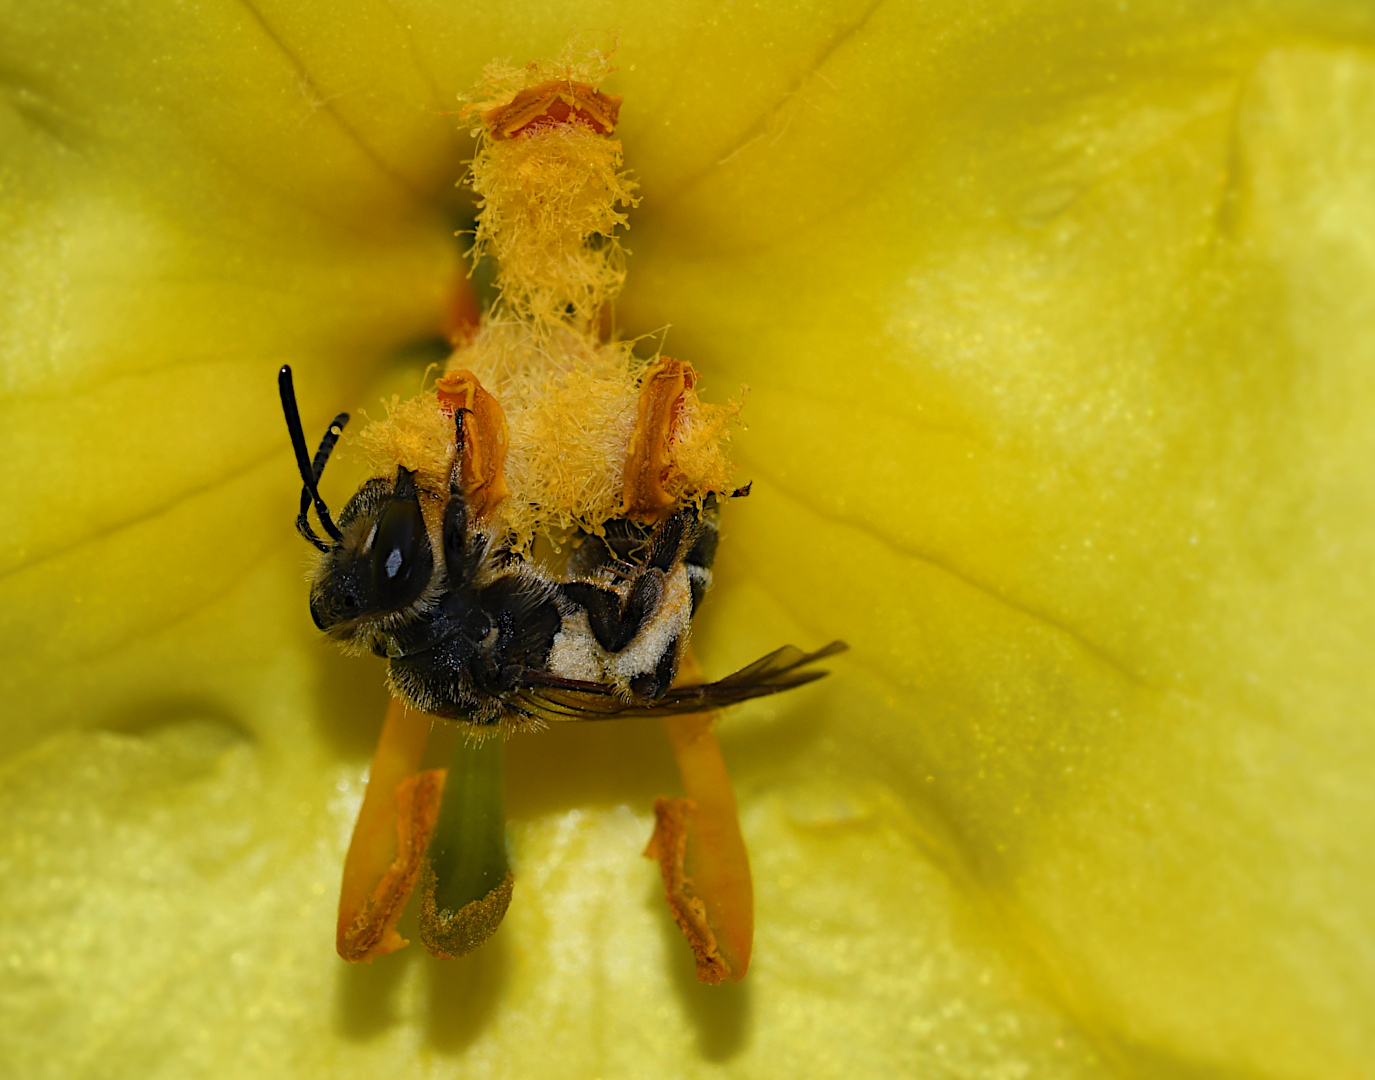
[442,410,488,590]
[620,569,665,647]
[442,412,467,581]
[644,649,753,983]
[337,698,446,962]
[561,504,698,652]
[645,505,691,571]
[649,501,720,614]
[628,635,679,701]
[559,582,619,648]
[560,568,666,654]
[683,499,719,614]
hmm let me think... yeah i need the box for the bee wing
[514,640,848,721]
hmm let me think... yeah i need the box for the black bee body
[278,366,843,729]
[386,575,565,722]
[387,505,714,722]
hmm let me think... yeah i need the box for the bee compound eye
[370,497,432,610]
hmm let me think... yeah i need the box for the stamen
[463,65,638,334]
[482,79,622,140]
[645,652,754,983]
[419,734,513,958]
[436,369,510,521]
[336,699,443,962]
[622,358,698,523]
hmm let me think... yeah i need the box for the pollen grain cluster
[356,46,739,553]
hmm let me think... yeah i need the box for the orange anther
[644,651,754,983]
[483,79,622,140]
[337,699,446,962]
[436,370,510,520]
[622,358,697,523]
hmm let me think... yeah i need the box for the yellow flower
[3,2,1374,1077]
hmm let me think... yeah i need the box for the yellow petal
[3,2,1374,1078]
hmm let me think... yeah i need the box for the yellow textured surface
[357,55,737,552]
[462,46,634,333]
[470,121,636,328]
[353,325,739,549]
[2,3,1374,1080]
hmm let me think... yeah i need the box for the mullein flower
[320,51,764,978]
[3,3,1375,1079]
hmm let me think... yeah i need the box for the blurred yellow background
[2,2,1374,1077]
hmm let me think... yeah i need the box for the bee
[278,365,844,728]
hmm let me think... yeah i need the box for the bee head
[279,366,436,641]
[308,466,435,634]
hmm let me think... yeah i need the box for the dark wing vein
[515,640,848,722]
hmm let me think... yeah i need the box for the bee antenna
[278,365,347,550]
[297,410,350,545]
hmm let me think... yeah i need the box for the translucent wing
[513,641,848,722]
